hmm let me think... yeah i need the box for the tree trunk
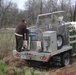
[40,0,43,14]
[73,1,76,21]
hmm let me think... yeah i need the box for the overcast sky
[7,0,27,10]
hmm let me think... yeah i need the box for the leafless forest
[0,0,76,28]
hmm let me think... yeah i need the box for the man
[15,19,27,52]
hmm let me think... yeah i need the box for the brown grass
[46,62,76,75]
[0,28,15,34]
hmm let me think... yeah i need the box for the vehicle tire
[57,35,64,49]
[61,52,71,66]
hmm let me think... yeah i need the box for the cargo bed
[13,45,72,62]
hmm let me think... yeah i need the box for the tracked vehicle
[13,11,76,66]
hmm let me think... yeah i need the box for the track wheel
[61,52,71,66]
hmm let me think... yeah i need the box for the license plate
[21,55,26,59]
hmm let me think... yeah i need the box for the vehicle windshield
[36,13,52,27]
[36,11,64,28]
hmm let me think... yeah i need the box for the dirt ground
[45,63,76,75]
[46,58,76,75]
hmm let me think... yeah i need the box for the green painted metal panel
[69,29,76,54]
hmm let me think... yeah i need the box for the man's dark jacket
[15,22,27,39]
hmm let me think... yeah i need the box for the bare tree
[24,0,41,25]
[0,0,76,28]
[73,0,76,21]
[1,2,12,28]
[40,0,43,14]
[0,0,20,28]
[69,0,73,21]
[0,0,3,27]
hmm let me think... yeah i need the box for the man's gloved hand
[23,40,27,46]
[23,40,28,50]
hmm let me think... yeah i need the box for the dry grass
[0,28,15,34]
[0,30,15,59]
[2,51,26,68]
